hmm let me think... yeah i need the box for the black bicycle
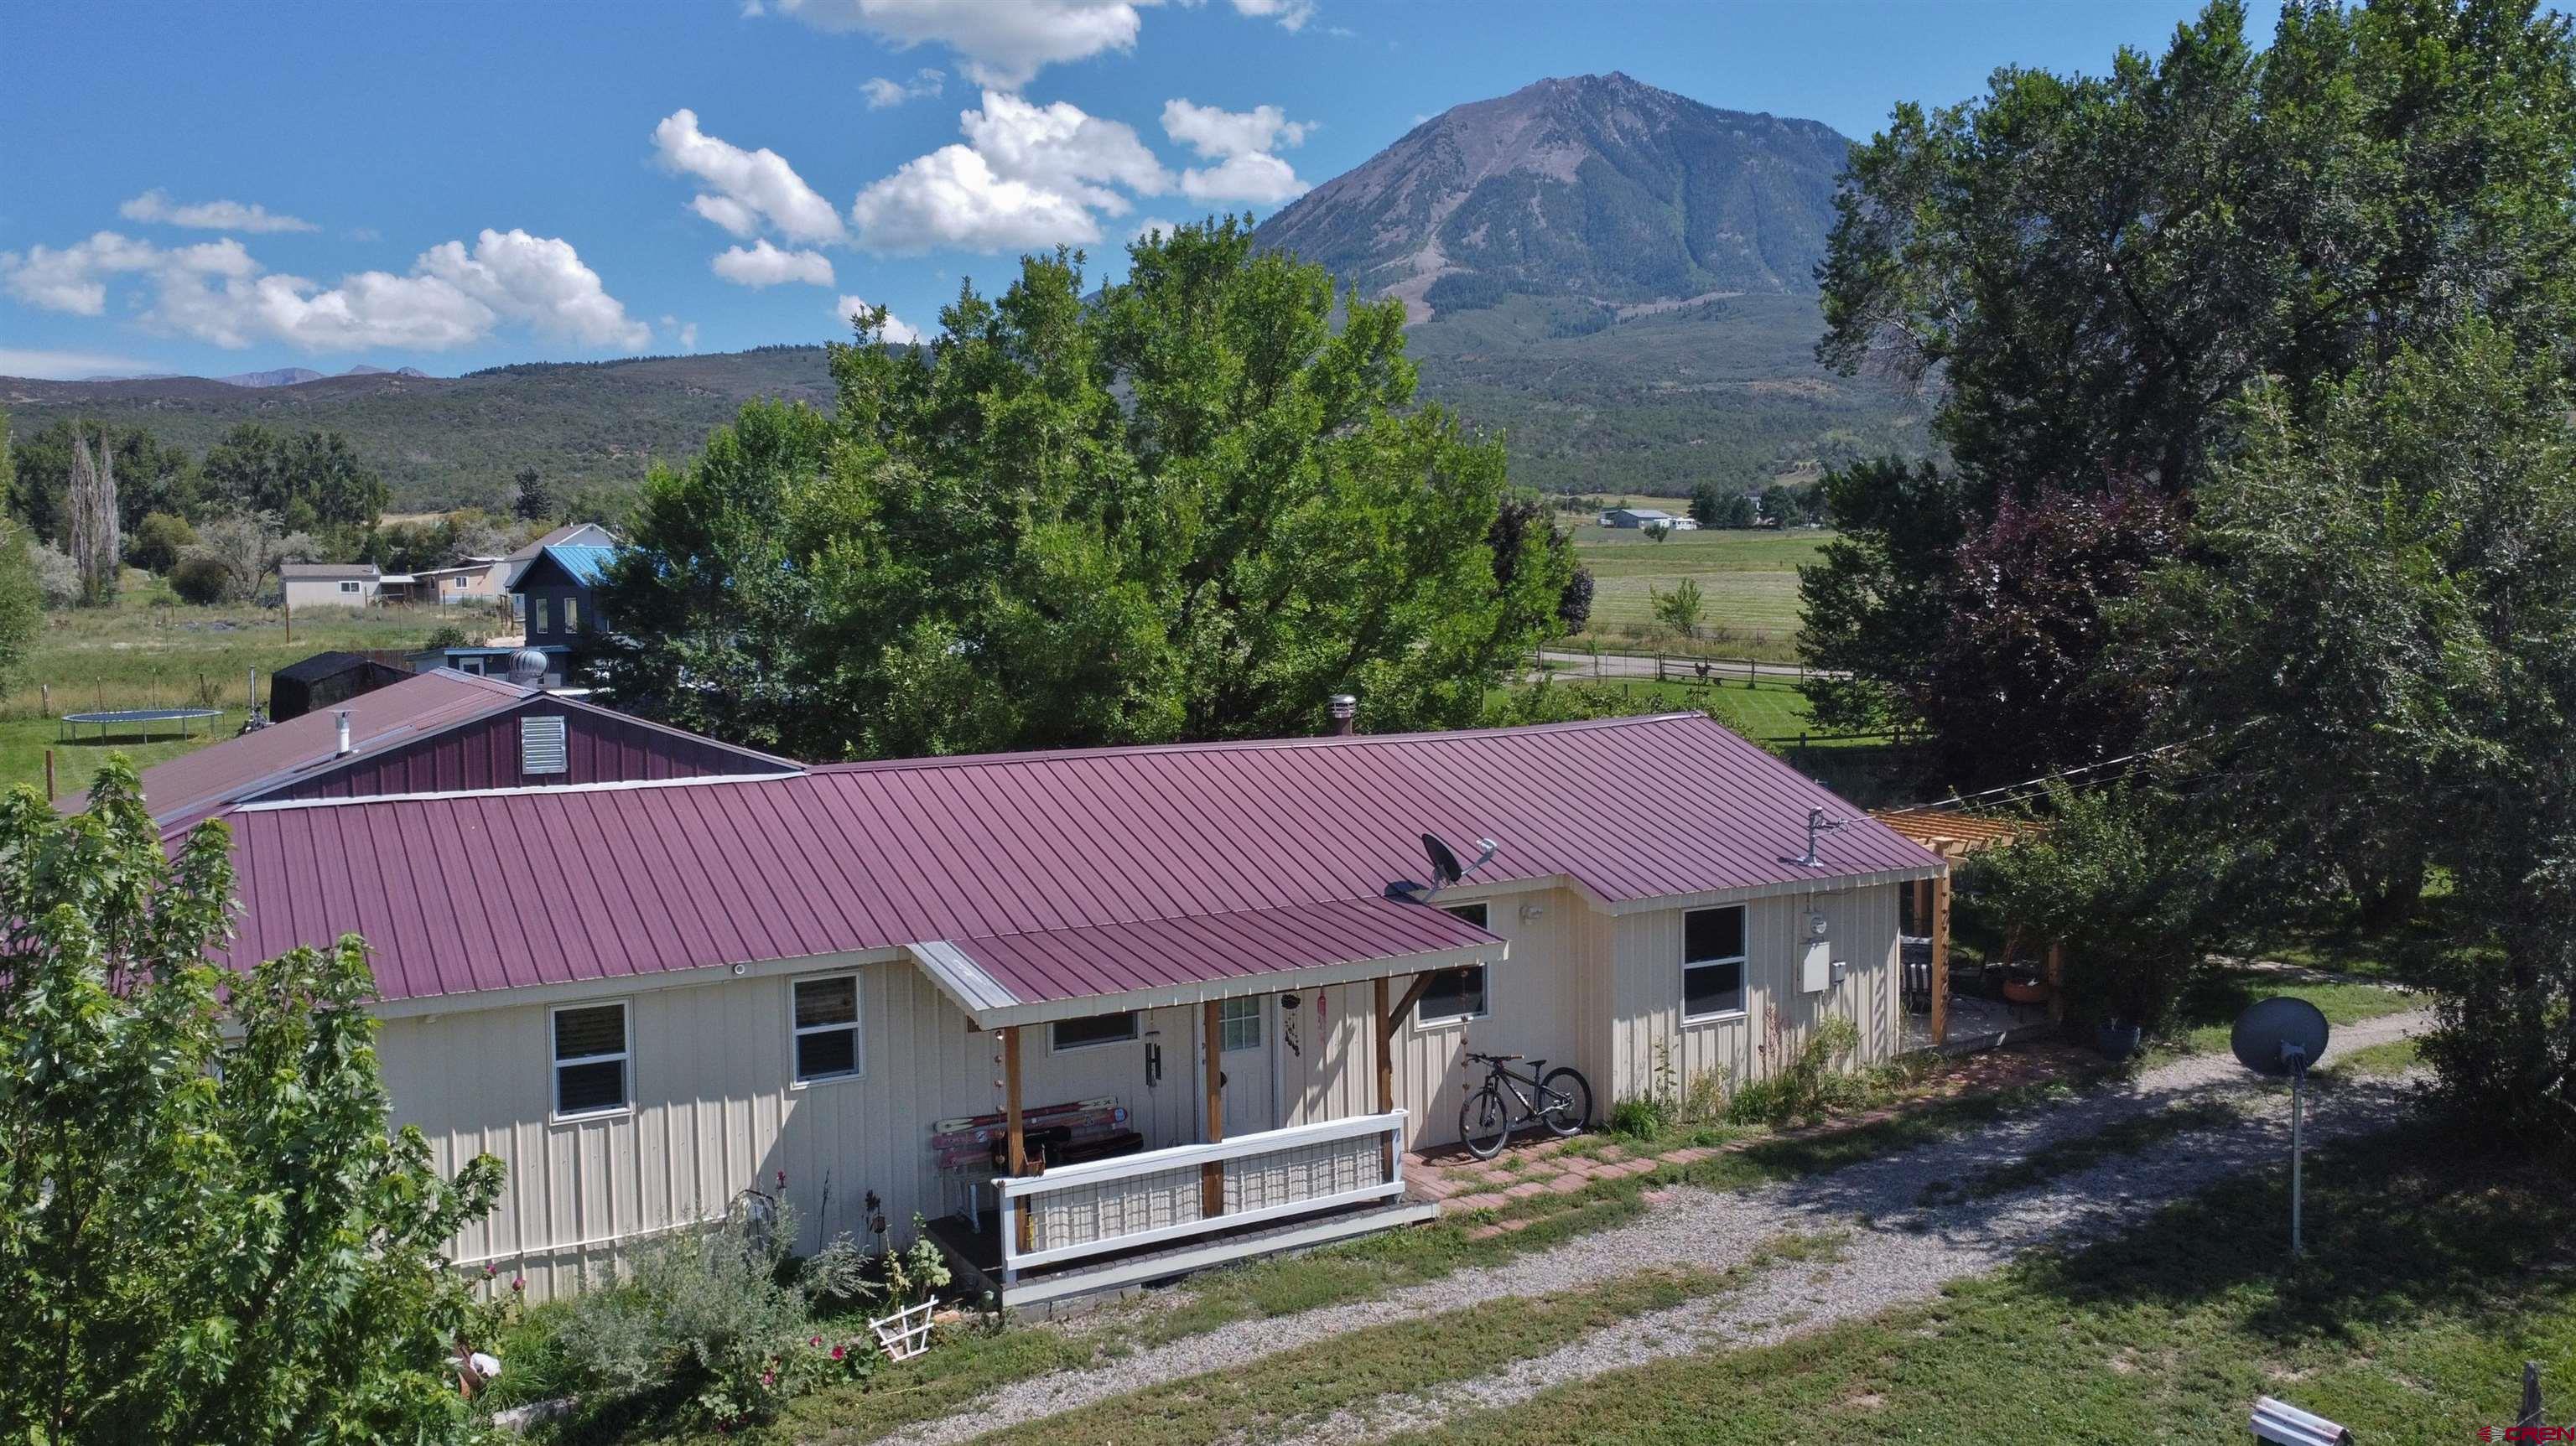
[1457,1051,1593,1159]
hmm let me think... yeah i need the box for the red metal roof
[917,897,1501,1024]
[215,712,1942,1008]
[134,669,533,828]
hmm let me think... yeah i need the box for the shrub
[1727,1014,1863,1125]
[553,1203,814,1428]
[1966,782,2232,1031]
[549,1198,948,1432]
[167,554,230,604]
[129,511,197,573]
[1607,1097,1670,1140]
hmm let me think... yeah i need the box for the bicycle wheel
[1459,1086,1512,1158]
[1538,1067,1593,1136]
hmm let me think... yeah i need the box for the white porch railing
[995,1110,1409,1279]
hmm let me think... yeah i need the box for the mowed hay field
[2,579,499,801]
[1566,522,1829,661]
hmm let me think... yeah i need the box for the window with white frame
[1218,994,1261,1051]
[1050,1011,1137,1052]
[791,974,861,1081]
[1416,901,1492,1025]
[1682,905,1748,1021]
[338,580,361,593]
[552,1003,629,1117]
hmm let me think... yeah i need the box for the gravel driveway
[877,1010,2428,1445]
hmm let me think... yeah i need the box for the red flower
[761,1371,776,1387]
[830,1345,846,1360]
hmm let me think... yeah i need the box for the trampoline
[58,707,222,743]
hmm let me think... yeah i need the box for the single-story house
[280,562,382,609]
[139,666,797,833]
[410,557,512,605]
[269,650,413,721]
[197,707,1945,1309]
[1600,508,1676,529]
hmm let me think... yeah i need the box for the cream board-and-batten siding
[379,875,1911,1296]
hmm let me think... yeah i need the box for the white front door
[1217,994,1275,1136]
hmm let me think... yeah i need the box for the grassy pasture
[3,578,495,800]
[1562,525,1827,660]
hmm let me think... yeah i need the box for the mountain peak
[1255,75,1850,321]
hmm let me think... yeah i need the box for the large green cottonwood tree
[0,762,504,1444]
[599,219,1569,759]
[2126,324,2576,1137]
[1802,0,2576,775]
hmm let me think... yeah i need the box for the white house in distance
[278,561,382,609]
[177,699,1950,1313]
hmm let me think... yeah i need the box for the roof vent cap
[506,649,548,687]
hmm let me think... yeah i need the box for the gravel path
[878,1011,2428,1445]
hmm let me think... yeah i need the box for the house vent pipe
[1329,694,1357,736]
[334,710,353,756]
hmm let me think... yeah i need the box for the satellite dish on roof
[1421,832,1497,889]
[2231,996,2330,1258]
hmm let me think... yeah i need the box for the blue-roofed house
[510,542,617,684]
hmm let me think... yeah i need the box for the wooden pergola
[1869,808,2059,1047]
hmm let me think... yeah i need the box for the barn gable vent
[520,715,569,775]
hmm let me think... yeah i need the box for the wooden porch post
[1201,999,1226,1219]
[1376,972,1437,1178]
[2046,941,2066,1026]
[1002,1025,1031,1255]
[1373,977,1395,1114]
[1929,871,1952,1047]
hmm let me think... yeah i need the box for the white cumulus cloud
[835,294,924,344]
[118,189,319,234]
[1161,99,1311,205]
[652,109,847,245]
[863,67,948,108]
[852,146,1100,252]
[1177,150,1306,205]
[414,229,652,348]
[1161,98,1310,158]
[850,90,1171,252]
[964,91,1170,209]
[769,0,1154,88]
[1228,0,1316,32]
[712,239,837,288]
[2,232,255,317]
[6,226,647,353]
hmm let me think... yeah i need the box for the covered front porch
[907,897,1504,1311]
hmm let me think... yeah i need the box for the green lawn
[1563,526,1828,661]
[2163,965,2421,1059]
[1381,1123,2574,1445]
[3,582,501,800]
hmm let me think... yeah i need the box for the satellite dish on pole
[2231,996,2330,1257]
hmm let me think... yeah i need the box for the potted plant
[2095,1018,2144,1060]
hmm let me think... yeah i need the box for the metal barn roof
[137,669,534,829]
[523,544,615,587]
[216,713,1942,1017]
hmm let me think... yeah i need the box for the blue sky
[1,0,2272,381]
